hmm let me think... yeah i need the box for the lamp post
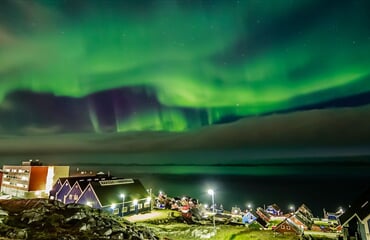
[120,194,125,217]
[208,189,216,232]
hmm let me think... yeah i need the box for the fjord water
[1,151,369,216]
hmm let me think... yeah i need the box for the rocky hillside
[0,199,158,240]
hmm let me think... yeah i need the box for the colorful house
[339,188,370,240]
[256,207,271,222]
[266,204,283,216]
[49,174,151,216]
[290,204,314,230]
[242,211,257,224]
[274,218,303,235]
[50,173,111,203]
[76,178,151,216]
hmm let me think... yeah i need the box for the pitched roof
[268,204,281,211]
[89,179,149,207]
[256,217,268,227]
[275,218,303,234]
[298,204,313,216]
[339,188,370,225]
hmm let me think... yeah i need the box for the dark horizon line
[70,159,370,168]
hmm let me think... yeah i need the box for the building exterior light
[207,189,216,232]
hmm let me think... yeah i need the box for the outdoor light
[208,189,214,196]
[289,205,295,213]
[207,189,216,232]
[204,204,208,209]
[338,207,344,214]
[111,203,116,209]
[120,194,125,217]
[86,201,92,207]
[133,199,139,215]
[146,196,151,203]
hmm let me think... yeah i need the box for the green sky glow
[0,0,370,133]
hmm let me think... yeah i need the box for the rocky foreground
[0,199,159,240]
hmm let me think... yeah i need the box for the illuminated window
[113,208,119,215]
[69,194,73,200]
[138,203,143,209]
[122,207,128,213]
[144,203,150,208]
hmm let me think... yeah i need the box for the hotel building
[1,160,69,198]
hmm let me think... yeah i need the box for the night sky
[1,0,370,156]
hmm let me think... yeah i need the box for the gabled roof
[256,207,271,219]
[89,179,149,207]
[275,218,303,234]
[339,188,370,225]
[268,204,281,211]
[297,204,313,218]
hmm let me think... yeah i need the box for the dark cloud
[0,105,369,156]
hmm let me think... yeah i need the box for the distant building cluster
[0,160,152,216]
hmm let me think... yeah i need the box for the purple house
[64,181,89,204]
[49,178,63,200]
[50,174,151,216]
[76,178,151,216]
[55,179,73,202]
[50,173,109,203]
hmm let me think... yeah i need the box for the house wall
[275,222,297,234]
[56,181,72,203]
[1,166,31,198]
[362,215,370,240]
[290,215,308,230]
[65,183,82,204]
[77,185,101,209]
[53,181,63,194]
[103,199,150,216]
[29,166,48,191]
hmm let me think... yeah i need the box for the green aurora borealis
[1,0,370,133]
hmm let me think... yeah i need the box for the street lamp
[289,205,295,213]
[120,194,125,216]
[208,189,216,231]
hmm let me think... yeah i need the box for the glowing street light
[247,203,252,211]
[289,205,295,213]
[111,203,116,212]
[133,199,138,214]
[208,189,216,231]
[338,207,344,214]
[120,193,125,216]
